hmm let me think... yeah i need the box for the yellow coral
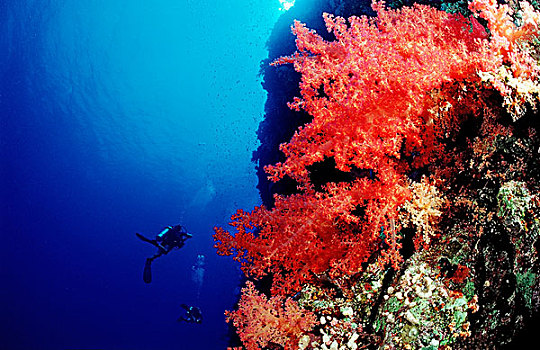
[400,177,446,249]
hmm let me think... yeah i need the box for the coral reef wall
[219,0,540,349]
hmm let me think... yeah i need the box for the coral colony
[215,0,540,348]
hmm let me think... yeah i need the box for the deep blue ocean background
[0,1,285,348]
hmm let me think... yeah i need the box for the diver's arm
[136,233,156,244]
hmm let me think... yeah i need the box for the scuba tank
[157,226,172,241]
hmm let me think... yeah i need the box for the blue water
[1,1,281,348]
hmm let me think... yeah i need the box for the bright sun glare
[279,0,295,11]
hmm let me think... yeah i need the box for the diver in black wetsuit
[136,225,192,283]
[177,304,202,324]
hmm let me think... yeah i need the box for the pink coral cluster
[225,282,317,350]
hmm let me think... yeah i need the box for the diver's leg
[143,258,153,284]
[142,252,163,284]
[177,304,190,322]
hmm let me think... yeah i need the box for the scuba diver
[191,254,205,300]
[177,304,202,324]
[136,224,192,283]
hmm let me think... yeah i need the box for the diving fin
[143,258,152,284]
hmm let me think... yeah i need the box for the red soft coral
[215,1,496,295]
[267,1,492,186]
[216,178,410,294]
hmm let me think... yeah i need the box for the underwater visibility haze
[1,0,283,348]
[4,0,540,348]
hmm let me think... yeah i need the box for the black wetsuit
[137,225,192,283]
[177,304,202,324]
